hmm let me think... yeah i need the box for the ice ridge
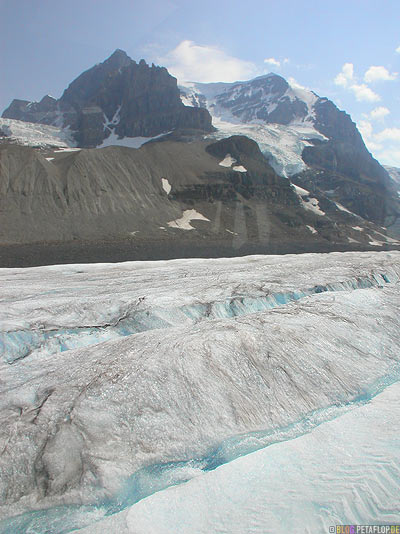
[1,272,396,364]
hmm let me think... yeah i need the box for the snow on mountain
[0,117,77,149]
[0,116,171,153]
[0,252,399,531]
[96,130,171,149]
[167,209,210,230]
[180,75,327,178]
[181,74,318,125]
[291,184,326,216]
[210,117,327,177]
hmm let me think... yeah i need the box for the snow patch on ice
[110,382,400,534]
[167,209,210,230]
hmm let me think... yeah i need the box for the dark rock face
[201,136,299,203]
[2,50,213,147]
[212,74,310,124]
[2,95,59,125]
[302,98,399,226]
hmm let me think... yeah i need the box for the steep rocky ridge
[2,50,213,147]
[383,165,400,237]
[299,98,398,226]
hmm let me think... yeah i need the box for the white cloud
[396,45,400,54]
[374,128,400,143]
[377,148,400,167]
[364,65,397,83]
[358,119,373,139]
[358,120,400,166]
[334,63,381,102]
[369,106,390,121]
[288,77,308,90]
[334,63,354,87]
[349,83,380,102]
[264,57,280,67]
[159,40,258,83]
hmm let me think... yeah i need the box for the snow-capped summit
[180,74,399,228]
[181,73,318,126]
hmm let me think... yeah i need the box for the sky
[1,0,400,166]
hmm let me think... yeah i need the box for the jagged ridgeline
[1,50,399,265]
[2,49,213,147]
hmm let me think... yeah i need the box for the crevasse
[0,271,397,364]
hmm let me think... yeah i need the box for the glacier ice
[1,252,398,364]
[0,118,77,149]
[74,381,400,534]
[0,251,399,532]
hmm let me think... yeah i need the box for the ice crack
[0,272,395,364]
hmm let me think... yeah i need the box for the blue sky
[1,0,400,165]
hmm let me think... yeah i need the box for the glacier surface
[0,251,399,532]
[75,381,400,534]
[0,118,77,149]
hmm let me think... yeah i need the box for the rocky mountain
[2,49,213,147]
[4,133,393,267]
[1,51,399,266]
[385,165,400,190]
[182,75,399,228]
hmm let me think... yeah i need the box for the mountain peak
[104,49,133,68]
[110,48,129,58]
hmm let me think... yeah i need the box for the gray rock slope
[1,134,395,267]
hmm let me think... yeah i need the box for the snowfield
[0,118,77,149]
[209,118,327,178]
[0,251,399,532]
